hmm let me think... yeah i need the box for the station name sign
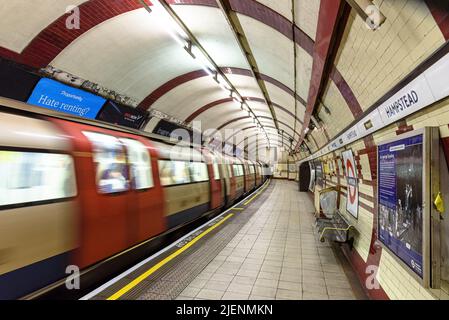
[378,75,434,125]
[384,90,419,119]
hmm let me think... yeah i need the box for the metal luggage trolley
[315,187,356,248]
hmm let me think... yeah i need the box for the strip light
[144,0,188,47]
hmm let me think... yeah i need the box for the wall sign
[27,78,106,119]
[342,150,358,219]
[378,133,425,278]
[378,76,434,126]
[357,109,383,137]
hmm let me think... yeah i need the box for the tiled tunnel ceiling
[1,0,446,161]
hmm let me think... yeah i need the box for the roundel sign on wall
[342,150,358,219]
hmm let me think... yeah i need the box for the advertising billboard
[342,150,358,219]
[96,101,148,129]
[0,59,41,102]
[378,132,426,279]
[27,78,106,119]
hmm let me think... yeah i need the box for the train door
[243,161,249,193]
[119,136,165,245]
[227,158,237,203]
[248,161,256,190]
[52,121,133,268]
[255,163,261,186]
[208,156,223,210]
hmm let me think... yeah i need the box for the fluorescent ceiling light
[150,0,189,47]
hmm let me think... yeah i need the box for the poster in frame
[377,127,440,287]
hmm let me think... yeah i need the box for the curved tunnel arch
[0,0,363,155]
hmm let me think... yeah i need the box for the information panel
[342,150,358,219]
[27,78,106,119]
[378,133,424,278]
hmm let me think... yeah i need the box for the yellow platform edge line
[244,180,271,206]
[107,213,234,300]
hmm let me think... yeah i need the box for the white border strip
[80,180,269,300]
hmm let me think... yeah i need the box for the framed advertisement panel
[309,161,316,192]
[342,150,359,219]
[27,78,106,119]
[377,127,440,287]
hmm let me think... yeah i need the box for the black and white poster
[342,150,358,219]
[378,133,424,278]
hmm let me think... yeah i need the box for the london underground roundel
[342,150,358,218]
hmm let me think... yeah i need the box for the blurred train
[0,97,268,299]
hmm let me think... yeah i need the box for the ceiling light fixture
[144,0,188,47]
[147,0,272,149]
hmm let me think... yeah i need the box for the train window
[213,163,220,180]
[233,164,244,177]
[119,138,154,190]
[227,164,233,177]
[249,165,255,174]
[0,151,77,207]
[190,162,209,182]
[83,131,129,194]
[158,160,191,186]
[232,165,238,177]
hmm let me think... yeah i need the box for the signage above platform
[27,78,106,119]
[301,50,449,163]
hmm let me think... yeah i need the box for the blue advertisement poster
[27,78,106,119]
[378,134,424,278]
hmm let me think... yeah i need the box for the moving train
[0,98,268,299]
